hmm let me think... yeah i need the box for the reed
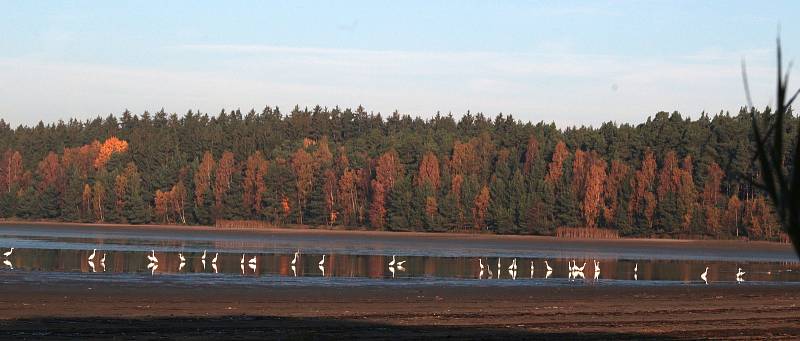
[555,227,619,239]
[743,37,800,257]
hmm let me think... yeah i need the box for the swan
[319,255,326,266]
[178,253,186,262]
[700,266,709,284]
[88,249,96,261]
[389,255,396,266]
[291,251,299,265]
[201,250,207,260]
[212,253,219,264]
[544,260,553,272]
[3,248,13,257]
[248,255,257,264]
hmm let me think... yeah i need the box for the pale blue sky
[0,1,797,127]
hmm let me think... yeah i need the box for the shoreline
[0,218,791,248]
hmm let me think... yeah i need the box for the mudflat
[1,274,799,340]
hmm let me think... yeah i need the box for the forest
[0,106,794,241]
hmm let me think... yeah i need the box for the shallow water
[0,223,798,286]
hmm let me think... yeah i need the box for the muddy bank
[0,273,799,339]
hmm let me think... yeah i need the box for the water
[1,223,798,286]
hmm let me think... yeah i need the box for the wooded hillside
[0,106,793,240]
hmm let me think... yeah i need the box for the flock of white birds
[1,247,749,284]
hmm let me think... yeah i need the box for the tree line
[0,106,794,240]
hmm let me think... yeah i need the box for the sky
[0,1,798,128]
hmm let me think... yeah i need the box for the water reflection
[1,247,799,285]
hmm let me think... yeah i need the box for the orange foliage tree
[472,185,490,230]
[416,152,440,190]
[194,151,215,206]
[545,141,569,184]
[291,148,314,224]
[243,151,269,216]
[213,151,236,215]
[94,137,128,169]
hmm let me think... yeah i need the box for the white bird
[634,263,638,272]
[594,269,600,280]
[248,255,257,264]
[389,255,396,266]
[88,249,96,261]
[530,260,535,273]
[736,268,746,278]
[100,253,106,263]
[241,254,246,264]
[479,258,485,270]
[508,258,517,271]
[571,259,578,271]
[594,260,600,273]
[212,253,219,264]
[396,259,406,266]
[3,248,13,258]
[544,260,553,272]
[291,251,299,265]
[201,250,207,260]
[576,262,586,272]
[319,255,326,266]
[700,266,709,284]
[497,258,501,271]
[178,253,186,262]
[147,250,158,263]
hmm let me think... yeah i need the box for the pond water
[0,223,798,286]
